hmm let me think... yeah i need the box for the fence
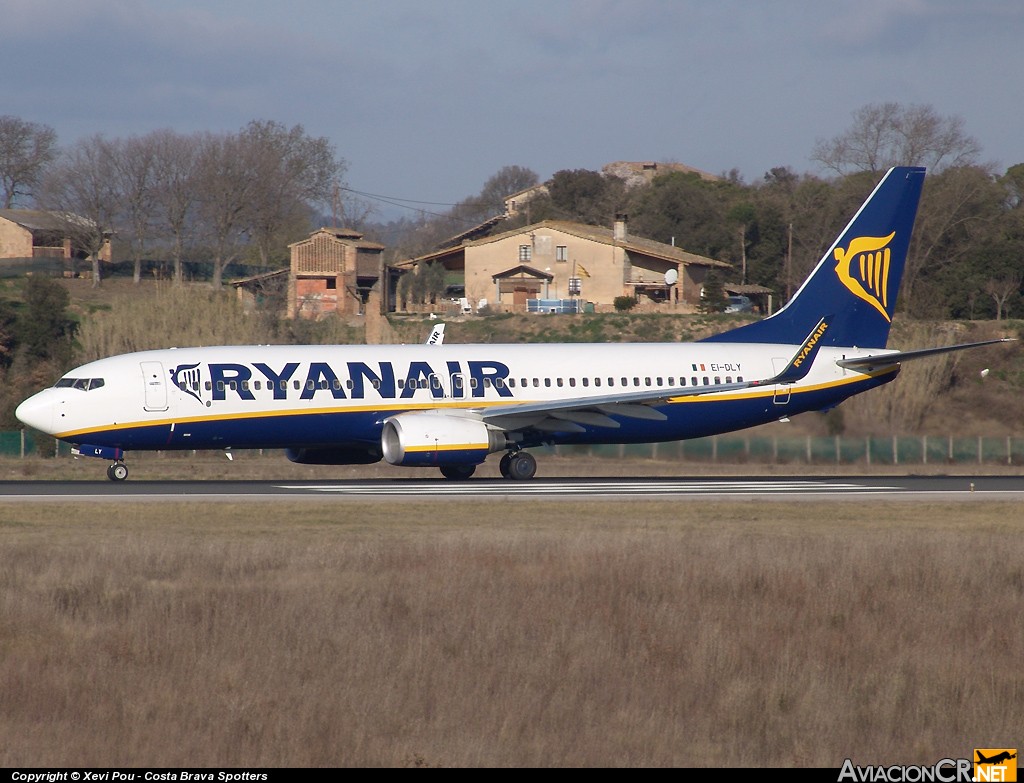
[553,434,1024,467]
[4,430,1024,467]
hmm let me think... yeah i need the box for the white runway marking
[276,479,901,496]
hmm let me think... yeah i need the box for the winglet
[764,316,833,385]
[426,323,445,346]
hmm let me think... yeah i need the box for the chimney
[613,213,628,241]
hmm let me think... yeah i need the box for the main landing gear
[436,450,537,481]
[106,461,128,482]
[498,450,536,481]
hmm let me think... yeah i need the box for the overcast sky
[3,0,1021,220]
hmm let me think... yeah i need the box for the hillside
[42,278,1024,438]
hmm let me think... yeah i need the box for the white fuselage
[16,341,896,455]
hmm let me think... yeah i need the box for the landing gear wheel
[499,452,514,479]
[440,464,476,480]
[107,462,128,482]
[507,452,537,481]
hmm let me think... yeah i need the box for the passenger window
[581,378,588,387]
[556,378,563,387]
[569,378,576,387]
[544,378,551,388]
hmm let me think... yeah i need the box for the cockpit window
[55,377,105,391]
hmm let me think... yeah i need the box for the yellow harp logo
[834,232,896,322]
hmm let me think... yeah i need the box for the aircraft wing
[482,317,832,432]
[836,338,1013,372]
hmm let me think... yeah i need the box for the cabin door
[140,361,169,412]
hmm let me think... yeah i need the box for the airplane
[977,752,1017,766]
[15,166,1011,481]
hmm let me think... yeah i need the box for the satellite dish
[664,268,678,286]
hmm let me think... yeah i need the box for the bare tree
[984,272,1022,321]
[812,102,981,176]
[244,120,345,267]
[150,129,201,285]
[40,136,119,287]
[0,116,58,208]
[194,131,257,288]
[110,135,158,284]
[902,165,1004,306]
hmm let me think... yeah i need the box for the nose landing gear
[106,461,128,482]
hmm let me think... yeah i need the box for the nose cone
[15,390,55,434]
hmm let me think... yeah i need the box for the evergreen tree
[699,270,728,313]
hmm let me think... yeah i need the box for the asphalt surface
[2,475,1023,500]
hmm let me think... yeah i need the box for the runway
[2,475,1024,501]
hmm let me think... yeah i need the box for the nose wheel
[106,462,128,482]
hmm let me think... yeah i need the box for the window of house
[325,278,337,290]
[519,245,532,262]
[556,245,568,262]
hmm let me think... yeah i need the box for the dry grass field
[1,496,1021,767]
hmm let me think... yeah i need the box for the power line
[339,185,505,226]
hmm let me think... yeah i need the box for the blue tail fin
[704,166,926,348]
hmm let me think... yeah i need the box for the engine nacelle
[381,412,506,467]
[285,445,383,465]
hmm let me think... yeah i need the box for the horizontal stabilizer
[837,338,1014,371]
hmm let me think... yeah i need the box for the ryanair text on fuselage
[175,359,517,404]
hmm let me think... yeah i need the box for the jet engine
[381,412,507,467]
